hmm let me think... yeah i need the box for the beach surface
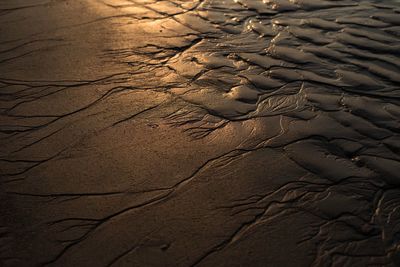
[0,0,400,266]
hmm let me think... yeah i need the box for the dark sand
[0,0,400,266]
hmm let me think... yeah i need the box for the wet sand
[0,0,400,266]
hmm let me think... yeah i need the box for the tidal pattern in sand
[0,0,400,266]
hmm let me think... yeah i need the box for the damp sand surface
[0,0,400,266]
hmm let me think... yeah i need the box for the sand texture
[0,0,400,266]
